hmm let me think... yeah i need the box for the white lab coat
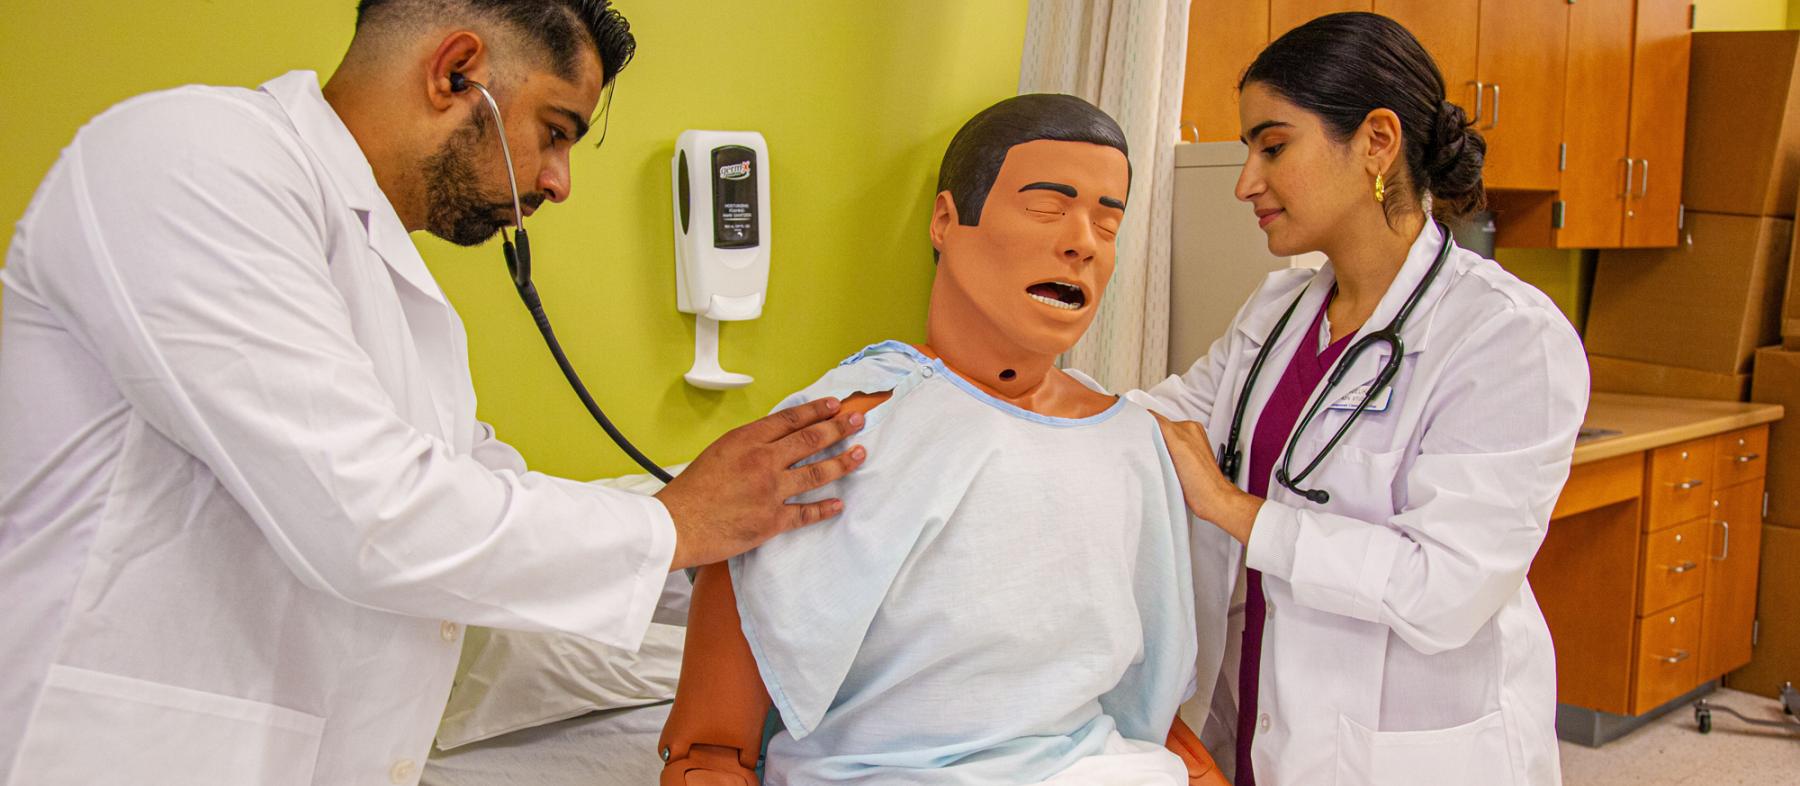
[0,71,675,786]
[1130,221,1586,786]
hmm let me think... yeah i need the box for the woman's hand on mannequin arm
[1152,413,1265,545]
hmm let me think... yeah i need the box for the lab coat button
[440,621,458,642]
[389,759,417,784]
[1258,713,1271,732]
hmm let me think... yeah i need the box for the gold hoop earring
[1374,173,1386,204]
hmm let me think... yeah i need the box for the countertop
[1573,393,1784,465]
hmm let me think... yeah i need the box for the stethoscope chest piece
[1218,221,1453,505]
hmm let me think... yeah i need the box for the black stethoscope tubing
[457,75,675,483]
[1218,221,1454,505]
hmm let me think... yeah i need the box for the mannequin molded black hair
[936,93,1130,228]
[1240,12,1486,220]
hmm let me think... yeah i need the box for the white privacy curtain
[1020,0,1190,393]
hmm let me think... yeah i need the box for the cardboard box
[1786,217,1800,342]
[1586,212,1792,375]
[1588,354,1751,401]
[1724,522,1800,699]
[1684,31,1800,218]
[1753,348,1800,524]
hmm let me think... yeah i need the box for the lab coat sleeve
[1244,304,1587,655]
[20,92,673,650]
[470,421,529,474]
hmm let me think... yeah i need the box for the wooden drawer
[1646,438,1715,531]
[1638,518,1708,615]
[1633,596,1702,713]
[1713,426,1768,489]
[1552,452,1644,520]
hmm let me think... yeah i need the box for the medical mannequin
[658,95,1229,786]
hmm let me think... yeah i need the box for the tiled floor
[1560,688,1799,784]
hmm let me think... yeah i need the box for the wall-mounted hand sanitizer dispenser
[672,130,771,390]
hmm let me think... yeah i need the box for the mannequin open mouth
[1025,281,1086,311]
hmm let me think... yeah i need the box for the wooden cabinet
[1554,0,1636,249]
[1477,1,1571,190]
[1183,1,1573,183]
[1534,406,1778,724]
[1698,431,1767,679]
[1621,0,1694,247]
[1376,0,1480,121]
[1625,425,1770,713]
[1634,597,1704,712]
[1270,0,1369,39]
[1179,0,1689,248]
[1491,0,1694,248]
[1638,518,1707,615]
[1646,437,1714,529]
[1181,1,1270,144]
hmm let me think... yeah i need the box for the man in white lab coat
[0,2,868,784]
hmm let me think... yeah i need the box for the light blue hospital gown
[730,342,1228,785]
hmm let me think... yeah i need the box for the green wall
[1699,0,1791,29]
[1,2,1029,479]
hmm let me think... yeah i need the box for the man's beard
[421,114,535,247]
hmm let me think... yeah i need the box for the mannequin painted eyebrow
[1019,181,1127,211]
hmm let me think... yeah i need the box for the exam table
[423,702,671,786]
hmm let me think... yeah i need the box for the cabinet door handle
[1486,83,1501,129]
[1620,158,1635,197]
[1662,649,1691,665]
[1735,452,1761,464]
[1468,81,1485,125]
[1712,520,1730,561]
[1636,159,1650,198]
[1671,478,1704,490]
[1669,560,1699,574]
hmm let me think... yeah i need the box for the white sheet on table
[421,702,669,786]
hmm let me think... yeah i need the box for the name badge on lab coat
[1328,381,1394,413]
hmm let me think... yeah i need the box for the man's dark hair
[936,93,1130,227]
[355,0,636,86]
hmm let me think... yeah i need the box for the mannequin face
[931,139,1130,360]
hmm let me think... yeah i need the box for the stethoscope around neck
[1216,220,1453,505]
[450,72,674,484]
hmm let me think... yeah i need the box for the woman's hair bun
[1424,100,1486,218]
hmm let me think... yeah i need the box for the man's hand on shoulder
[657,398,870,570]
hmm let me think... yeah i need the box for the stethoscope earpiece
[455,69,671,483]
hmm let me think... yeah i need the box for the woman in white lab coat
[1143,13,1586,786]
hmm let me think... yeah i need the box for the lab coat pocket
[1334,710,1514,786]
[1307,444,1406,523]
[11,665,325,786]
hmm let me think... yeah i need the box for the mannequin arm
[1167,716,1230,786]
[659,563,770,786]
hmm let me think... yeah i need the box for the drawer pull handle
[1662,649,1691,665]
[1712,520,1730,562]
[1669,561,1699,574]
[1734,453,1760,464]
[1671,479,1704,491]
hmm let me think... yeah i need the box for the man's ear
[426,30,487,112]
[929,191,959,255]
